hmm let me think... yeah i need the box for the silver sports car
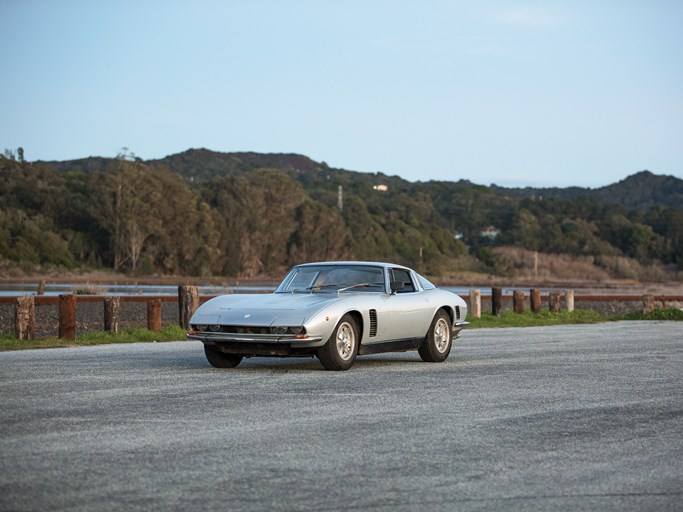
[187,261,469,371]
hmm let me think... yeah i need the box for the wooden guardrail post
[147,299,161,332]
[469,289,481,318]
[15,296,35,340]
[513,290,525,314]
[104,297,120,333]
[492,287,502,316]
[643,294,655,315]
[530,288,541,314]
[565,290,575,313]
[549,291,562,313]
[178,285,199,330]
[37,280,46,295]
[59,294,76,340]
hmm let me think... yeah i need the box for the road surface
[1,321,681,511]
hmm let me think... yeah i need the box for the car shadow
[215,353,427,372]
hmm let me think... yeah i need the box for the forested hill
[149,149,323,181]
[491,171,683,211]
[153,150,683,212]
[43,149,324,182]
[595,171,683,211]
[43,149,683,212]
[2,148,681,278]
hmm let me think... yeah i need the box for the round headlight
[290,326,303,335]
[195,324,208,332]
[273,326,288,334]
[209,325,221,332]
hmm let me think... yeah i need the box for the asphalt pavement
[1,321,682,511]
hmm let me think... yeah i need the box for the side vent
[455,306,461,320]
[369,309,378,337]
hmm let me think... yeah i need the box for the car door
[384,268,432,341]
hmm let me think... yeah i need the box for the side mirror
[390,281,404,293]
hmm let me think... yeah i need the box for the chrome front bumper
[452,321,469,340]
[187,331,324,345]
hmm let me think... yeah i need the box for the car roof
[293,261,410,271]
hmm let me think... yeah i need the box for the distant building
[373,184,389,192]
[480,226,501,239]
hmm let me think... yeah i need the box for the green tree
[512,209,541,250]
[90,160,164,271]
[288,199,350,264]
[145,167,220,275]
[342,196,393,261]
[203,169,307,277]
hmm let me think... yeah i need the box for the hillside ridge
[37,149,683,212]
[3,149,681,279]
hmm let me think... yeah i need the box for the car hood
[190,293,342,327]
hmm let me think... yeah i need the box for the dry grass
[491,247,667,283]
[595,255,666,281]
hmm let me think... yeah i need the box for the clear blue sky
[1,0,682,187]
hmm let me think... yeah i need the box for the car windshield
[276,264,386,293]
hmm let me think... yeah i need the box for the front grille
[192,325,270,334]
[191,324,307,336]
[226,325,271,334]
[369,309,378,337]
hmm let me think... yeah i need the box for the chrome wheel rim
[336,321,356,361]
[434,318,450,353]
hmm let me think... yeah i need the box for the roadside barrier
[3,286,202,341]
[461,289,682,319]
[1,287,682,340]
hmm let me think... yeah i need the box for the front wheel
[418,310,452,363]
[317,314,359,371]
[204,345,243,368]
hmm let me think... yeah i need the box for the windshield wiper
[337,282,384,293]
[305,284,339,292]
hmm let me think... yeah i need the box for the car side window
[390,268,416,293]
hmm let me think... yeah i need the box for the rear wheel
[418,310,452,362]
[317,314,358,371]
[204,345,243,368]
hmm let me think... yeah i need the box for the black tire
[204,345,243,368]
[418,310,452,363]
[317,314,359,371]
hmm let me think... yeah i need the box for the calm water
[0,282,564,297]
[0,283,276,297]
